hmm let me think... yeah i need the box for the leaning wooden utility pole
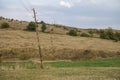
[32,8,43,69]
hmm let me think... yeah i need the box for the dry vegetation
[0,29,120,60]
[0,17,28,30]
[0,17,120,61]
[1,67,120,80]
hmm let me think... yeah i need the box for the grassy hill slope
[0,17,120,60]
[0,29,120,60]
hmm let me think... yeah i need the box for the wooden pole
[50,28,55,54]
[0,53,2,62]
[32,8,43,69]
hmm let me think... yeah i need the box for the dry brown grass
[1,67,120,80]
[0,29,119,51]
[0,18,120,60]
[0,18,28,30]
[0,29,120,60]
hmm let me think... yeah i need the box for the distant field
[0,58,120,80]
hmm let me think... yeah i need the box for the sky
[0,0,120,29]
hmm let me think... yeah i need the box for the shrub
[67,30,77,36]
[80,33,91,37]
[106,28,115,40]
[114,32,120,41]
[41,21,47,32]
[99,28,120,41]
[26,22,36,31]
[1,22,10,28]
[99,30,108,39]
[88,30,94,34]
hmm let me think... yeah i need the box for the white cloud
[60,0,73,8]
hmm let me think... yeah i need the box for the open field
[0,58,120,80]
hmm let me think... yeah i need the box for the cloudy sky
[0,0,120,29]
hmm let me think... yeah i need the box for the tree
[40,21,44,24]
[26,22,36,31]
[1,22,10,28]
[41,21,47,32]
[67,30,77,36]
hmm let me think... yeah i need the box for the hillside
[0,17,120,60]
[0,29,120,60]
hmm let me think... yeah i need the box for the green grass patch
[45,58,120,68]
[0,58,120,69]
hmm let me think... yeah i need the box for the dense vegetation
[40,21,47,32]
[67,30,77,36]
[26,22,36,31]
[0,22,10,28]
[99,28,120,41]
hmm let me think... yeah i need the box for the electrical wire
[25,0,33,9]
[21,0,31,13]
[19,0,54,23]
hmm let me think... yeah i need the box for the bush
[1,22,10,28]
[99,28,120,41]
[88,30,94,34]
[114,32,120,41]
[80,33,91,37]
[106,28,115,40]
[67,30,77,36]
[99,30,108,39]
[41,21,47,32]
[26,22,36,31]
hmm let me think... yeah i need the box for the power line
[25,0,33,10]
[20,0,32,14]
